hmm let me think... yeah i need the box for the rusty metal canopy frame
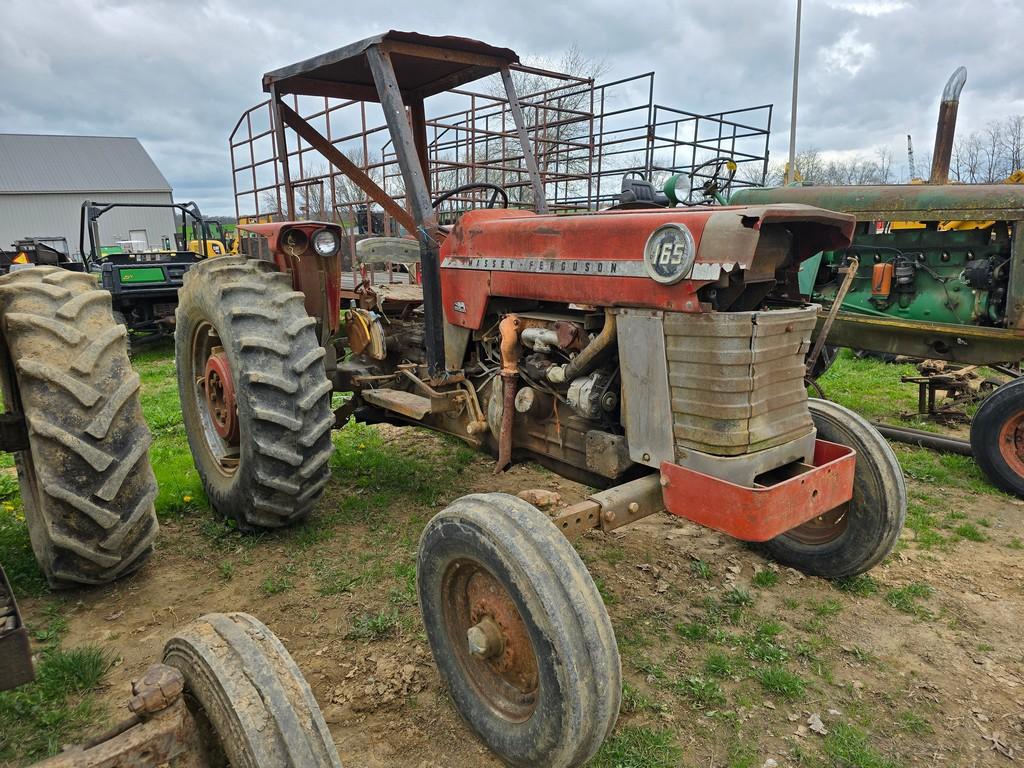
[230,44,772,235]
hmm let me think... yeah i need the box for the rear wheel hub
[203,348,238,443]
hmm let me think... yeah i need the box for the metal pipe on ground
[872,422,972,456]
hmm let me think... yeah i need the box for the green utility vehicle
[79,200,208,342]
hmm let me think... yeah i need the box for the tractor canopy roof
[262,30,520,101]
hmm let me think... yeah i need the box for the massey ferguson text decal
[441,256,728,281]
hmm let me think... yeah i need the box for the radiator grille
[665,306,817,457]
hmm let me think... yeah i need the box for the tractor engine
[346,204,856,503]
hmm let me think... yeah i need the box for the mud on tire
[175,257,334,529]
[0,266,158,586]
[163,612,343,767]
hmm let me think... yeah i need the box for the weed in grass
[823,722,898,768]
[634,657,666,680]
[672,675,726,709]
[723,587,754,607]
[842,645,877,665]
[977,517,993,527]
[726,741,758,768]
[896,445,1003,497]
[388,562,417,606]
[885,582,934,617]
[621,683,664,714]
[954,523,986,542]
[744,629,788,664]
[834,574,879,597]
[218,560,234,581]
[593,576,617,606]
[1009,537,1024,550]
[315,565,361,596]
[0,646,111,760]
[588,726,682,768]
[783,597,801,610]
[675,620,711,642]
[347,609,400,641]
[808,598,843,618]
[752,569,778,588]
[260,567,295,596]
[603,546,626,566]
[897,710,933,735]
[753,666,805,699]
[690,559,713,580]
[704,651,739,678]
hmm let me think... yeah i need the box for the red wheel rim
[997,410,1024,476]
[441,560,539,722]
[203,349,238,443]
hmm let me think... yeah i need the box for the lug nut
[466,616,504,659]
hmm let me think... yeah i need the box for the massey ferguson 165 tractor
[176,33,906,767]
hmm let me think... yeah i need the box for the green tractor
[729,68,1024,496]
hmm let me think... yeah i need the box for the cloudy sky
[2,0,1023,214]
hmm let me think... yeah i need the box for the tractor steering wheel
[432,183,510,210]
[682,156,738,206]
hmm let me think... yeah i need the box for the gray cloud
[2,0,1021,213]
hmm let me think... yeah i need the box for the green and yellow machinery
[730,68,1024,496]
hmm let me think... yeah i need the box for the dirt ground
[12,423,1024,768]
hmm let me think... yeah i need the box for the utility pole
[907,134,916,180]
[786,0,802,185]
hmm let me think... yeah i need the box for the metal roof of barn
[0,134,172,195]
[262,30,519,100]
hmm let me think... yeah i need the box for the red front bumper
[659,440,856,542]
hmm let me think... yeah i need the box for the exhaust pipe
[929,66,967,184]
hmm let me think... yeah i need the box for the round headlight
[312,229,340,257]
[643,223,696,285]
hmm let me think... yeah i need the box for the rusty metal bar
[278,102,415,233]
[930,67,967,185]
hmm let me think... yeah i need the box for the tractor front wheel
[175,257,334,530]
[163,612,343,767]
[970,377,1024,497]
[417,493,620,768]
[758,399,906,578]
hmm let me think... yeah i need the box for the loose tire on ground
[418,493,621,768]
[0,266,158,586]
[970,377,1024,497]
[175,257,334,529]
[163,612,342,767]
[758,399,906,578]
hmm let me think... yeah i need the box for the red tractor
[176,32,906,767]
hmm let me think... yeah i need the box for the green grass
[823,722,899,768]
[753,665,806,699]
[347,608,400,641]
[816,351,923,422]
[954,522,986,542]
[833,574,879,597]
[704,650,739,678]
[690,559,713,580]
[588,726,682,768]
[752,569,778,588]
[0,646,111,760]
[885,582,934,618]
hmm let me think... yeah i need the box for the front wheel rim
[440,559,539,723]
[190,320,240,477]
[997,410,1024,477]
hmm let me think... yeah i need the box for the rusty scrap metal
[550,472,665,539]
[806,254,859,377]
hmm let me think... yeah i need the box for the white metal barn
[0,134,177,258]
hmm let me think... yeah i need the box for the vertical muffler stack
[929,66,967,185]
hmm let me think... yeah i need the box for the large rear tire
[0,267,158,586]
[175,257,334,530]
[758,399,906,578]
[418,493,620,768]
[163,612,342,767]
[971,377,1024,497]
